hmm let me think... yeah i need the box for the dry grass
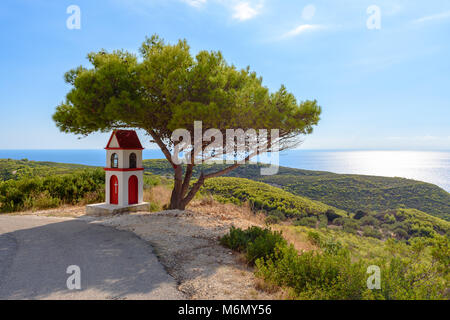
[188,197,266,226]
[189,196,316,253]
[273,225,319,253]
[254,278,295,300]
[254,277,280,294]
[144,185,172,211]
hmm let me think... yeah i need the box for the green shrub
[321,238,344,255]
[294,216,318,228]
[256,244,367,300]
[343,220,360,234]
[318,214,328,228]
[265,215,280,225]
[333,218,361,234]
[354,210,367,220]
[332,217,346,226]
[270,210,287,221]
[143,173,161,188]
[325,209,341,222]
[246,230,286,264]
[220,227,251,251]
[0,169,104,213]
[149,202,161,212]
[360,215,378,226]
[307,231,322,246]
[394,228,409,239]
[222,228,450,300]
[362,226,383,239]
[384,214,397,224]
[220,226,286,265]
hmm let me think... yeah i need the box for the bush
[149,202,161,212]
[143,173,161,188]
[394,228,409,239]
[354,210,367,220]
[332,217,346,226]
[246,230,286,264]
[333,217,361,234]
[0,169,104,213]
[223,228,450,300]
[360,215,378,226]
[294,216,318,228]
[307,231,322,246]
[265,215,280,225]
[318,214,328,228]
[270,210,287,221]
[325,209,340,222]
[343,219,360,234]
[321,238,344,255]
[220,227,252,251]
[220,226,286,265]
[256,244,367,300]
[384,214,396,224]
[362,226,383,239]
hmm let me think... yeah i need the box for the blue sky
[0,0,449,150]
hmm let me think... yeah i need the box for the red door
[128,175,138,205]
[110,175,119,205]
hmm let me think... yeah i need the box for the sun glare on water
[329,151,450,189]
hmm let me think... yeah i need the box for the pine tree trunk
[168,167,204,210]
[169,166,184,209]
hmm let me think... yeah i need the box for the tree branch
[148,129,176,168]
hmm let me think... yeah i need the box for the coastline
[1,149,449,192]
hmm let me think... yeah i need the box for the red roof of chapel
[105,130,144,150]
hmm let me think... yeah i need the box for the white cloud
[414,10,450,23]
[182,0,207,8]
[301,4,316,21]
[231,2,262,21]
[282,24,325,38]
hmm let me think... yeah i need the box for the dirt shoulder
[96,206,277,300]
[6,205,87,218]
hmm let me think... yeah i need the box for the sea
[0,149,449,192]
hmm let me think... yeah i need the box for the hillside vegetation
[142,160,450,221]
[260,174,450,222]
[201,176,450,240]
[0,169,104,212]
[0,159,95,180]
[220,226,449,300]
[202,177,347,219]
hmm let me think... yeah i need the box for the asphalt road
[0,215,184,300]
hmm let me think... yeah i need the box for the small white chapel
[86,130,149,215]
